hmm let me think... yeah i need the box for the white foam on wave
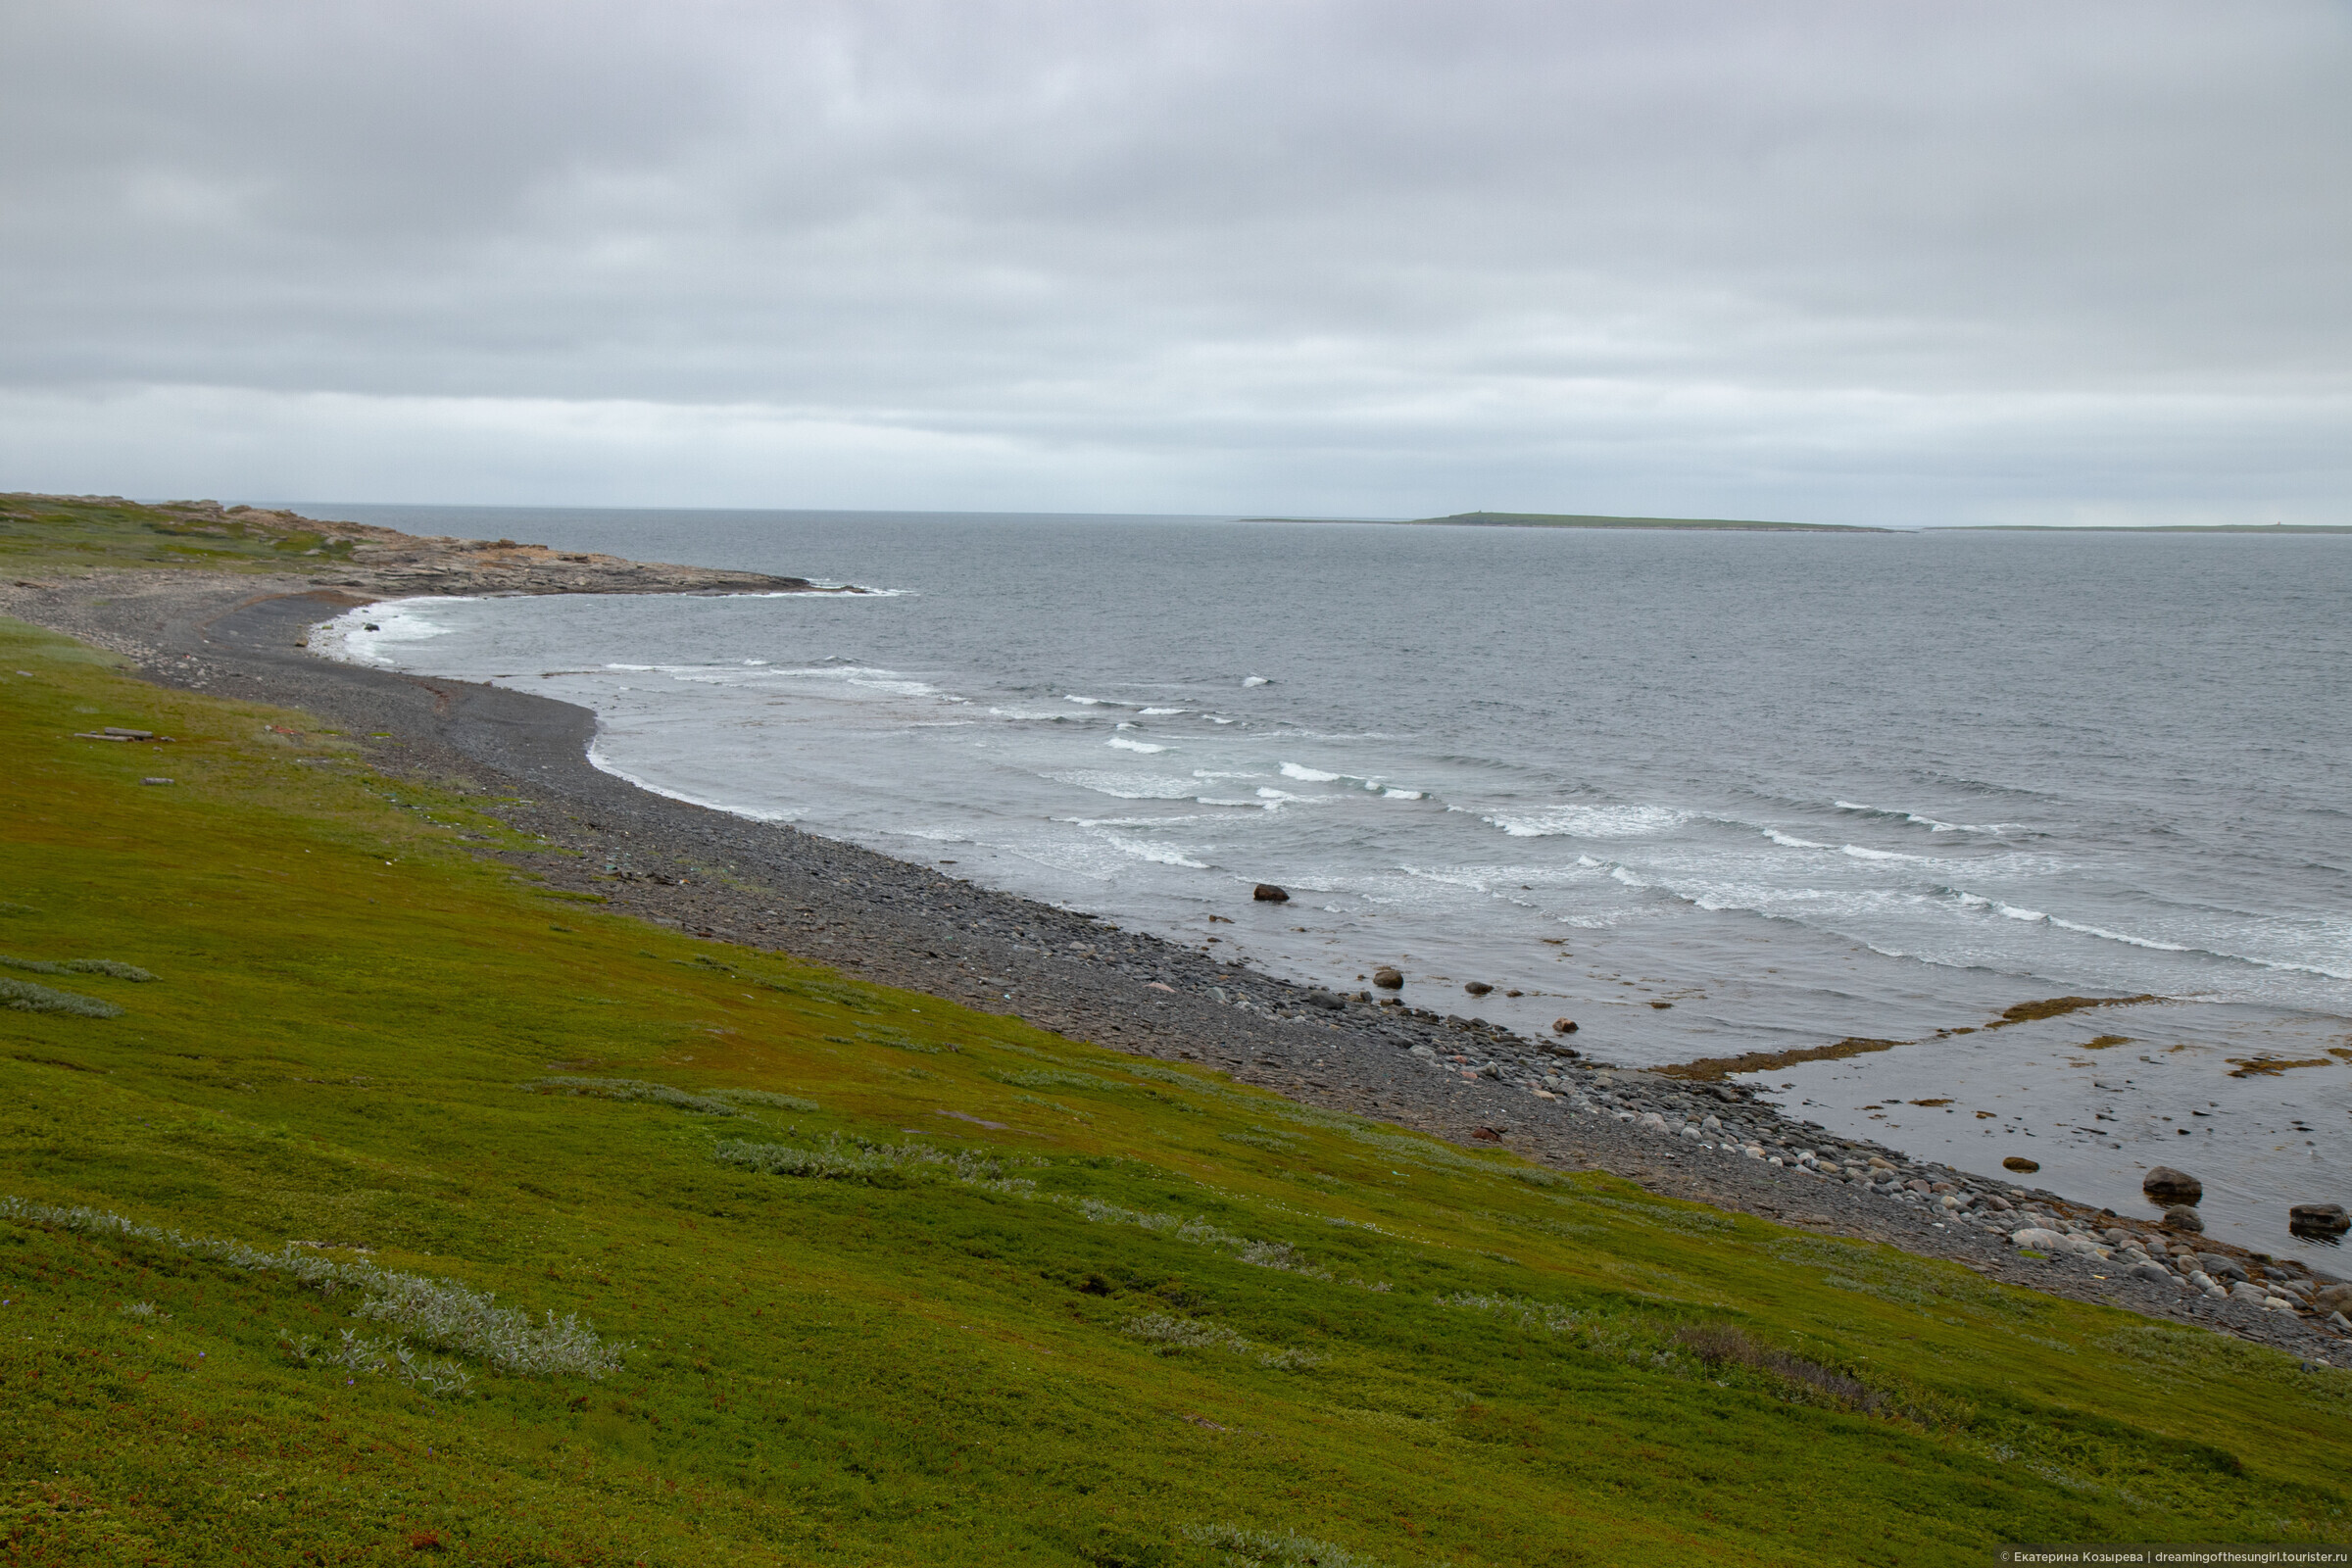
[1279,761,1343,783]
[1486,804,1687,840]
[312,599,460,668]
[727,584,912,598]
[1763,828,1830,849]
[581,736,798,822]
[1833,800,2017,834]
[661,662,952,701]
[1064,694,1119,706]
[1107,737,1170,754]
[1139,707,1188,715]
[1383,788,1425,801]
[1047,770,1198,800]
[1099,835,1208,869]
[2044,914,2191,954]
[1840,844,1924,862]
[2019,906,2351,981]
[1398,863,1582,895]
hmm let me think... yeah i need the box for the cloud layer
[4,0,2346,520]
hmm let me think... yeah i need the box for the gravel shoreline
[8,564,2343,1361]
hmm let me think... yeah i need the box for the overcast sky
[3,0,2345,523]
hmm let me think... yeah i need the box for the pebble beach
[7,511,2348,1368]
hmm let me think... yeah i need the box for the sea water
[310,508,2352,1262]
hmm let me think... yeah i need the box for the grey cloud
[1,0,2345,518]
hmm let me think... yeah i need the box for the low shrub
[0,954,156,981]
[1675,1322,1883,1412]
[712,1134,1038,1192]
[1125,1312,1251,1353]
[716,1089,820,1112]
[521,1076,741,1116]
[1,1195,625,1379]
[1183,1523,1385,1568]
[0,976,122,1017]
[285,1329,475,1398]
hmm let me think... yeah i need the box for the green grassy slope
[2,614,2345,1566]
[0,492,360,575]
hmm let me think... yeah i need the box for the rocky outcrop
[67,497,838,598]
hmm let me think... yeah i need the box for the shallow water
[312,506,2352,1263]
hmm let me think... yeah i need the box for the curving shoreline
[3,529,2341,1358]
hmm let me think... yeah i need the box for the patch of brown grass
[2227,1057,2335,1079]
[1654,1038,1909,1082]
[1675,1323,1884,1412]
[1983,996,2157,1029]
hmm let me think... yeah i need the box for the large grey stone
[2289,1202,2349,1236]
[2142,1166,2202,1204]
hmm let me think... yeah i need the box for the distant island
[1245,510,1891,533]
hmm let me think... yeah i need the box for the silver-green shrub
[1183,1523,1384,1568]
[0,977,122,1017]
[0,955,156,981]
[712,1134,1038,1193]
[286,1330,475,1398]
[1125,1312,1251,1353]
[1,1195,624,1379]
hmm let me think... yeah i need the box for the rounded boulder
[2142,1166,2202,1204]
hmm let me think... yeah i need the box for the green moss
[2,612,2346,1564]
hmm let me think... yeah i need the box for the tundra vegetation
[2,609,2348,1565]
[0,491,364,573]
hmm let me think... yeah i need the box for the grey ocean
[315,509,2352,1260]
